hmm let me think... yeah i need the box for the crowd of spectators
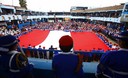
[0,25,20,36]
[0,20,128,63]
[0,21,127,53]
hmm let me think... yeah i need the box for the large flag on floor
[19,30,109,52]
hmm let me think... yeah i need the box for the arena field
[19,30,109,52]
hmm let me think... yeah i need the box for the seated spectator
[52,35,84,78]
[96,31,128,78]
[0,35,33,78]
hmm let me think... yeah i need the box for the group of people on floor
[0,26,128,78]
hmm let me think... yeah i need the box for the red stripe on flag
[71,32,109,52]
[19,30,50,48]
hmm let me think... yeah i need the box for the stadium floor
[19,30,109,51]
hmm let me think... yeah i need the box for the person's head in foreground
[59,35,73,52]
[116,31,128,49]
[0,35,19,52]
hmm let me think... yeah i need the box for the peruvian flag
[19,30,109,52]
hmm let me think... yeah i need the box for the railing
[17,48,101,78]
[21,48,104,62]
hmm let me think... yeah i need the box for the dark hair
[9,43,18,51]
[118,39,128,48]
[59,44,73,52]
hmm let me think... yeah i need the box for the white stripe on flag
[36,30,71,50]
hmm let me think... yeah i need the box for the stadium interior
[0,2,128,78]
